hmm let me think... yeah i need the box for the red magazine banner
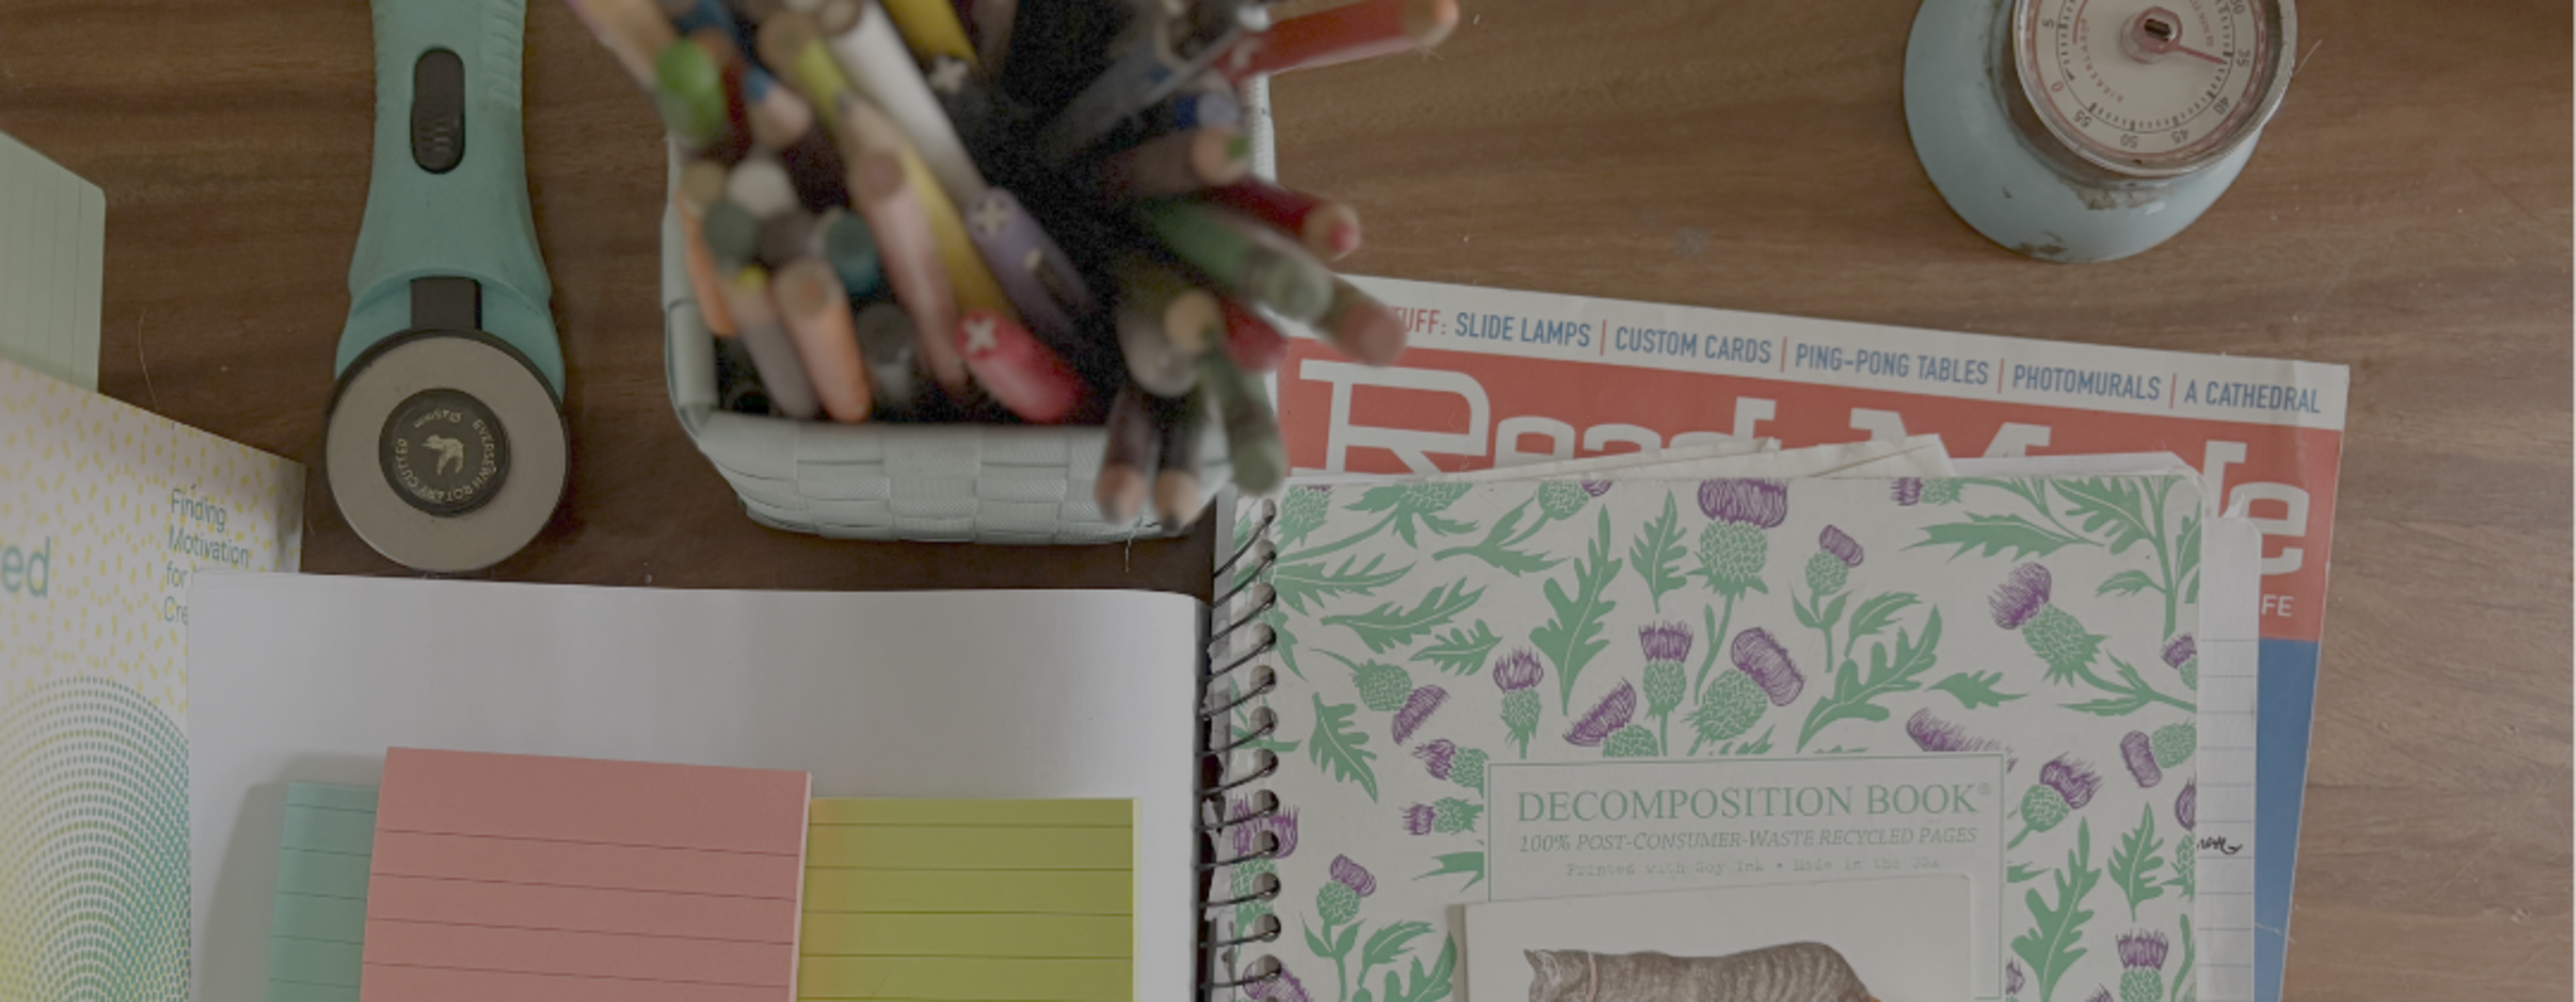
[1277,277,2349,644]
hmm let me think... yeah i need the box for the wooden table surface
[2,0,2567,997]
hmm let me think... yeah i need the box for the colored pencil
[852,301,924,413]
[676,159,740,335]
[814,0,991,205]
[1151,388,1208,529]
[880,0,979,68]
[1217,298,1288,373]
[1204,179,1361,261]
[1318,275,1409,365]
[774,258,876,422]
[841,150,966,394]
[956,309,1084,423]
[1222,0,1457,81]
[1200,348,1283,495]
[1092,127,1250,201]
[1133,201,1333,322]
[718,265,823,420]
[1094,383,1156,524]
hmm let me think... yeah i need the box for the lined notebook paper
[361,749,813,1002]
[0,132,105,389]
[2195,518,2265,1002]
[800,799,1134,1002]
[268,784,380,1002]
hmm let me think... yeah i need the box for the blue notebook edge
[2254,638,2320,1002]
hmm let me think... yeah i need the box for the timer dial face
[2013,0,2291,177]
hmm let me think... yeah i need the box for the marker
[565,0,678,89]
[956,309,1085,423]
[757,210,821,267]
[1093,384,1156,524]
[727,155,801,218]
[1199,348,1284,495]
[853,302,924,413]
[1217,298,1288,373]
[700,198,765,270]
[1205,180,1361,261]
[836,152,965,395]
[814,207,884,298]
[1114,291,1208,398]
[836,95,1022,355]
[1114,253,1223,355]
[1091,127,1249,201]
[774,259,875,422]
[814,0,992,206]
[677,160,740,336]
[1151,388,1209,530]
[1222,0,1458,81]
[879,0,980,68]
[1133,201,1333,322]
[718,265,822,420]
[1318,276,1409,365]
[962,188,1097,357]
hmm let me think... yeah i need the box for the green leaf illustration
[1420,850,1487,890]
[1361,921,1435,971]
[1412,622,1502,676]
[2058,477,2158,555]
[1326,579,1487,654]
[2096,570,2160,596]
[1845,591,1920,640]
[2171,832,2197,899]
[1931,671,2024,709]
[1911,513,2091,561]
[1273,554,1412,615]
[1235,714,1301,757]
[1432,496,1563,575]
[1796,608,1942,752]
[1732,727,1775,755]
[2107,804,2167,919]
[2007,863,2044,883]
[2170,915,2197,1002]
[1348,484,1410,513]
[1264,606,1307,679]
[1627,493,1690,613]
[2062,654,2196,718]
[1305,919,1336,960]
[1308,695,1380,801]
[1531,508,1623,713]
[1381,937,1457,1002]
[2011,818,2101,1002]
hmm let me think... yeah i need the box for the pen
[1090,126,1250,201]
[956,309,1085,423]
[1199,348,1283,495]
[852,301,925,413]
[841,150,967,394]
[1204,179,1361,261]
[775,259,876,422]
[718,265,824,420]
[1221,0,1458,82]
[813,0,992,206]
[1093,383,1156,524]
[1151,387,1208,529]
[1318,275,1409,365]
[1217,298,1287,373]
[813,207,885,298]
[1132,201,1332,322]
[677,159,741,335]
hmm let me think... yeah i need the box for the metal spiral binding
[1200,498,1286,999]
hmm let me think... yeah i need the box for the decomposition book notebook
[1209,469,2255,1002]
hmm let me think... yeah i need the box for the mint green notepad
[266,784,378,1002]
[0,132,105,390]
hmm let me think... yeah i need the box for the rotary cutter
[328,0,568,572]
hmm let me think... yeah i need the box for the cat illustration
[1525,942,1877,1002]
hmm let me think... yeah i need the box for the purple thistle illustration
[2163,635,2197,668]
[2117,930,2170,1002]
[1402,803,1437,836]
[1493,649,1545,692]
[1818,525,1864,567]
[1908,708,2006,756]
[1639,622,1695,665]
[1730,628,1804,706]
[1246,966,1309,1002]
[2005,961,2026,998]
[1697,478,1789,527]
[2176,779,2197,832]
[1414,738,1457,781]
[2085,988,2114,1002]
[1581,478,1614,497]
[2013,754,2101,848]
[1892,477,1924,506]
[1328,855,1376,897]
[2121,730,2164,787]
[1229,800,1299,860]
[1391,685,1448,744]
[1564,681,1638,747]
[1990,563,2054,629]
[1431,797,1483,833]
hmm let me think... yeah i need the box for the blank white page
[187,575,1204,1002]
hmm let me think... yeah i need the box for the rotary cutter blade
[329,0,568,572]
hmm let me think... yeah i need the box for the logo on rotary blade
[379,388,511,517]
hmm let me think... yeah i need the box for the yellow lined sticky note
[799,800,1133,1002]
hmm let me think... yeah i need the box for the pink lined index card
[360,748,813,1002]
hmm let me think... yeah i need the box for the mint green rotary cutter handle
[327,0,569,573]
